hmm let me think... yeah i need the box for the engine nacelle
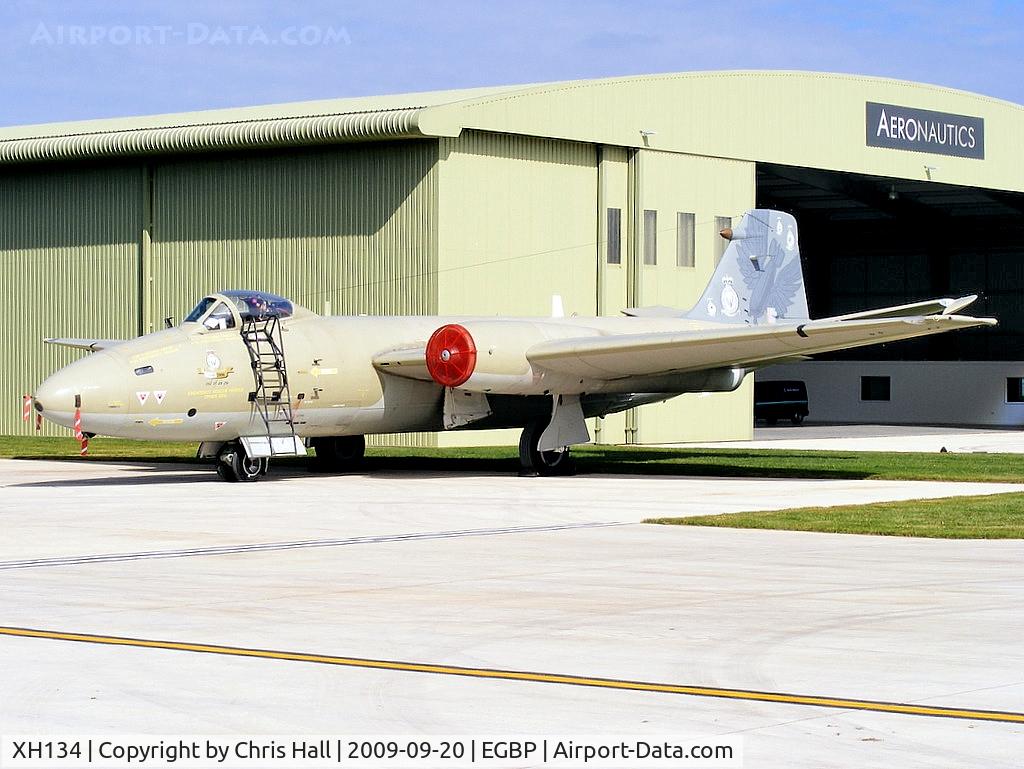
[424,320,570,395]
[422,321,751,396]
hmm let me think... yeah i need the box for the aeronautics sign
[866,102,984,159]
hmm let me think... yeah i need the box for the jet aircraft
[32,209,995,480]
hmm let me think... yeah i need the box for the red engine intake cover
[425,323,477,388]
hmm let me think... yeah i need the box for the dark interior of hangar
[757,163,1024,361]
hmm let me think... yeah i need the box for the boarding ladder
[240,315,300,456]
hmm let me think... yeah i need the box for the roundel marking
[721,285,740,317]
[425,324,477,387]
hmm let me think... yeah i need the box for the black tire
[216,462,238,482]
[519,421,575,476]
[312,435,366,473]
[790,413,805,425]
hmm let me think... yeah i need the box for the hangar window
[606,208,621,265]
[861,375,891,402]
[1006,378,1024,403]
[714,216,732,266]
[676,212,695,267]
[643,209,657,265]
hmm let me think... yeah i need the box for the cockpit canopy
[184,290,299,331]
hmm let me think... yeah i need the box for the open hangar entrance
[755,163,1024,426]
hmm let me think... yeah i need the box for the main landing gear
[519,420,575,476]
[216,441,268,482]
[310,435,366,473]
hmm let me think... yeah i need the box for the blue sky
[1,0,1021,126]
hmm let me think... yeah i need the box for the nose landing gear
[216,442,269,482]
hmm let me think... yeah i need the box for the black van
[754,380,809,425]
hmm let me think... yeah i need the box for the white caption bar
[1,735,743,768]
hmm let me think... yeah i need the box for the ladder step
[241,316,296,450]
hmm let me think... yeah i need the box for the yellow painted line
[2,625,1022,724]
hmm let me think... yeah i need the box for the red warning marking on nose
[73,405,88,456]
[425,324,477,388]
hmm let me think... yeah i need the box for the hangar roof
[1,71,1021,192]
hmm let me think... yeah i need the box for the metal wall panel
[149,141,438,325]
[0,165,142,436]
[1,142,442,446]
[149,141,441,447]
[436,130,598,317]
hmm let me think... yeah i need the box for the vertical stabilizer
[686,209,809,325]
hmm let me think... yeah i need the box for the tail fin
[686,209,809,326]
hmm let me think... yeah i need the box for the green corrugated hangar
[3,70,1024,443]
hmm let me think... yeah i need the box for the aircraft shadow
[10,470,221,488]
[357,455,871,481]
[7,453,874,485]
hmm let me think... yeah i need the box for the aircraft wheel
[217,443,266,482]
[519,421,575,477]
[233,453,267,481]
[312,435,366,473]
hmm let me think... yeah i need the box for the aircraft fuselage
[34,313,719,443]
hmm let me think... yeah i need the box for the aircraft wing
[526,314,995,380]
[44,338,124,352]
[621,294,982,322]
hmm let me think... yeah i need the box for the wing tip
[922,314,997,328]
[940,294,980,315]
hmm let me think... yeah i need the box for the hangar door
[757,163,1024,362]
[596,147,755,444]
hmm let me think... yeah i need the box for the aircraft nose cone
[35,352,120,430]
[34,369,75,420]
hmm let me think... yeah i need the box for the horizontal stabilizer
[44,337,123,352]
[828,295,979,322]
[621,305,684,318]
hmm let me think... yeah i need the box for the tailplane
[685,209,809,326]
